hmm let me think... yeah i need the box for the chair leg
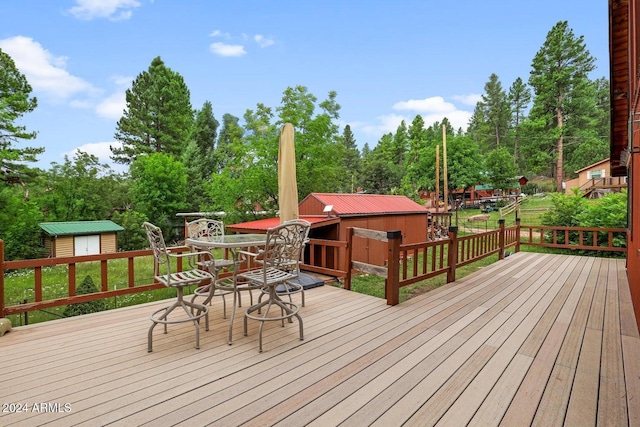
[149,288,208,352]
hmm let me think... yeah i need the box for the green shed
[39,220,124,257]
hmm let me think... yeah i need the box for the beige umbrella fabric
[278,123,299,223]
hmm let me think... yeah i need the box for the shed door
[75,235,100,256]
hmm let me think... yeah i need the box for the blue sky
[1,1,609,172]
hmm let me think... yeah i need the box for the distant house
[40,221,124,257]
[563,158,627,197]
[229,193,429,269]
[420,176,528,209]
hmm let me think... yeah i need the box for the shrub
[63,275,107,317]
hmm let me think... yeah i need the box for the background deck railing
[344,219,626,305]
[0,221,627,320]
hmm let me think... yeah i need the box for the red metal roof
[303,193,428,216]
[227,216,340,233]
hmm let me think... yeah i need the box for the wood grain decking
[1,252,638,426]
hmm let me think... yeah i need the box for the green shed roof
[39,220,124,237]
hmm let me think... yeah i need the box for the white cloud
[66,141,127,173]
[254,34,275,48]
[95,75,130,120]
[69,0,141,21]
[96,92,126,120]
[360,113,408,137]
[452,93,482,106]
[392,95,473,130]
[393,96,457,114]
[209,42,246,57]
[355,95,476,142]
[0,36,100,101]
[209,30,231,39]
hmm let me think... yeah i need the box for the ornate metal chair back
[186,218,225,243]
[263,220,311,272]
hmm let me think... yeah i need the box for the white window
[587,169,605,179]
[75,235,100,256]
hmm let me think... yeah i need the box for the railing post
[498,219,505,260]
[0,240,4,318]
[386,230,402,306]
[344,227,354,290]
[447,226,459,283]
[515,218,521,253]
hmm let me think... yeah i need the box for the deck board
[1,252,638,427]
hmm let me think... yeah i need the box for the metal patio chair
[186,218,235,318]
[238,219,311,352]
[143,222,212,352]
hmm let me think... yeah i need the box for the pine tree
[507,77,531,169]
[528,21,596,191]
[340,125,361,192]
[0,48,43,173]
[111,56,194,165]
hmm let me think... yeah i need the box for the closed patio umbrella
[278,123,299,223]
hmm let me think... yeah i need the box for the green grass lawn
[452,194,553,230]
[3,256,181,326]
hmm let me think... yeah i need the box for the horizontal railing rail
[519,225,627,252]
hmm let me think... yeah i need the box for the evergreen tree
[340,125,361,192]
[528,21,596,191]
[63,275,107,317]
[0,48,43,172]
[215,113,245,171]
[468,74,510,153]
[507,77,531,169]
[481,73,510,150]
[111,56,194,165]
[402,116,428,197]
[182,101,219,210]
[191,101,218,174]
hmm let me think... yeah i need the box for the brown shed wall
[55,236,74,258]
[338,214,427,266]
[100,233,118,254]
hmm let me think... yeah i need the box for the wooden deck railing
[519,225,627,252]
[344,220,625,306]
[0,222,628,319]
[0,237,347,320]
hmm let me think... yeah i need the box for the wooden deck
[1,252,638,426]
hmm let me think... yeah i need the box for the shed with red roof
[229,193,429,271]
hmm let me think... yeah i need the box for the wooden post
[344,227,354,290]
[386,230,402,306]
[498,219,506,260]
[447,226,458,283]
[515,218,521,253]
[443,124,448,211]
[435,145,440,213]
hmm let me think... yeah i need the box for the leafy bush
[63,275,107,317]
[540,189,586,228]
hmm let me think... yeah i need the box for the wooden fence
[0,238,346,320]
[343,220,625,305]
[0,221,627,319]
